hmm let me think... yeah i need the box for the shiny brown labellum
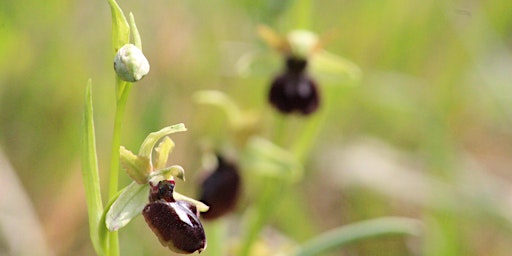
[143,180,207,254]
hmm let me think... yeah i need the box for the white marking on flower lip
[172,202,193,227]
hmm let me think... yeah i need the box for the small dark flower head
[143,180,207,254]
[199,155,241,220]
[269,57,320,115]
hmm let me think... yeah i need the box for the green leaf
[105,181,148,231]
[106,0,130,54]
[242,136,303,182]
[154,137,175,170]
[138,123,187,159]
[80,80,104,255]
[120,146,151,184]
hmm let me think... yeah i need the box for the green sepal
[243,136,303,182]
[193,90,259,130]
[138,123,187,159]
[119,146,151,184]
[311,50,362,83]
[174,191,210,212]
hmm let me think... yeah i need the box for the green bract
[105,124,209,232]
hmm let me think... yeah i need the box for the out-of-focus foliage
[1,0,512,255]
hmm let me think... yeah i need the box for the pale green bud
[114,44,150,82]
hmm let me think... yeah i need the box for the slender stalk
[287,0,312,30]
[240,178,282,256]
[107,81,133,256]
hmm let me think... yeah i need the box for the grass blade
[294,217,423,256]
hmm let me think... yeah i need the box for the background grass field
[1,0,512,255]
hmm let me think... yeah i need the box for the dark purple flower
[143,180,207,254]
[268,57,320,115]
[199,155,241,220]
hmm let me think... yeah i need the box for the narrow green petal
[174,191,210,212]
[154,137,175,170]
[149,165,185,182]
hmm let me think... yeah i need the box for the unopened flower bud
[143,180,207,254]
[199,155,241,220]
[114,44,150,82]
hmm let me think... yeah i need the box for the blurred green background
[1,0,512,255]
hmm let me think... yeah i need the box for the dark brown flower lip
[143,200,207,254]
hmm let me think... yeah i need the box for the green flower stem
[294,217,423,256]
[107,80,132,256]
[108,81,132,199]
[287,0,312,30]
[291,107,327,163]
[240,178,283,256]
